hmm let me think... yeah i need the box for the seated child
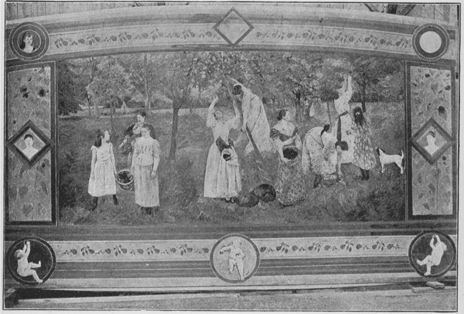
[14,241,43,283]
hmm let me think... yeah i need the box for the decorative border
[9,22,49,61]
[405,62,457,221]
[5,62,57,225]
[53,240,214,262]
[4,7,458,65]
[412,24,450,61]
[5,5,456,274]
[14,235,435,263]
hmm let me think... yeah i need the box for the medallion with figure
[210,234,260,283]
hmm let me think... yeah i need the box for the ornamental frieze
[8,236,453,262]
[48,25,223,55]
[6,23,458,61]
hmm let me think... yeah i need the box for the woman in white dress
[204,96,242,201]
[131,125,160,214]
[88,129,118,211]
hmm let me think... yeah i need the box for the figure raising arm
[14,241,43,284]
[207,96,220,128]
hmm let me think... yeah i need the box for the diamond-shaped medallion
[7,120,53,168]
[411,118,453,164]
[213,8,254,46]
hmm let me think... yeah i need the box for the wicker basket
[116,169,134,191]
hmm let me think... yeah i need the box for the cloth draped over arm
[124,123,137,137]
[225,103,241,130]
[206,103,217,129]
[152,140,160,172]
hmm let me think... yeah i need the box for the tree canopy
[57,51,404,158]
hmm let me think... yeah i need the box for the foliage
[350,57,403,110]
[86,57,135,107]
[64,51,404,158]
[57,61,86,115]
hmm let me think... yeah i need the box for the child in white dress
[88,129,118,211]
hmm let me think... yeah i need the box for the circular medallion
[7,237,56,285]
[409,231,456,278]
[9,22,49,61]
[210,234,260,283]
[412,24,449,61]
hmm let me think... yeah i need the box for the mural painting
[3,2,458,310]
[56,52,405,226]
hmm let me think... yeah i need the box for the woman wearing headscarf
[301,124,339,188]
[232,81,273,156]
[352,107,377,180]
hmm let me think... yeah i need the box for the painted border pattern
[33,25,434,57]
[5,63,57,224]
[7,235,456,262]
[4,6,458,62]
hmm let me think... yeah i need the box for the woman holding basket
[119,111,151,166]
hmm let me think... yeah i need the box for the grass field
[58,102,405,226]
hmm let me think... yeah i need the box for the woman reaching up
[204,95,242,201]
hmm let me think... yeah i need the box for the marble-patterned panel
[7,150,52,222]
[7,67,52,138]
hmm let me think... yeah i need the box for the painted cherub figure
[219,239,246,281]
[14,241,43,283]
[416,234,447,276]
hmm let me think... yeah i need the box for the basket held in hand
[117,169,134,191]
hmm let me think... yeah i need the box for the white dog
[376,147,404,174]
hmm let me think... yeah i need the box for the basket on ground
[117,169,134,191]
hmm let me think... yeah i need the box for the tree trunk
[143,53,151,116]
[110,99,115,136]
[93,100,100,118]
[86,96,92,117]
[169,105,181,160]
[193,84,202,114]
[90,58,99,118]
[361,83,367,113]
[327,100,332,127]
[294,89,302,123]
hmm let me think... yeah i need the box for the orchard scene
[57,51,405,226]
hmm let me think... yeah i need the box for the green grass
[59,102,405,226]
